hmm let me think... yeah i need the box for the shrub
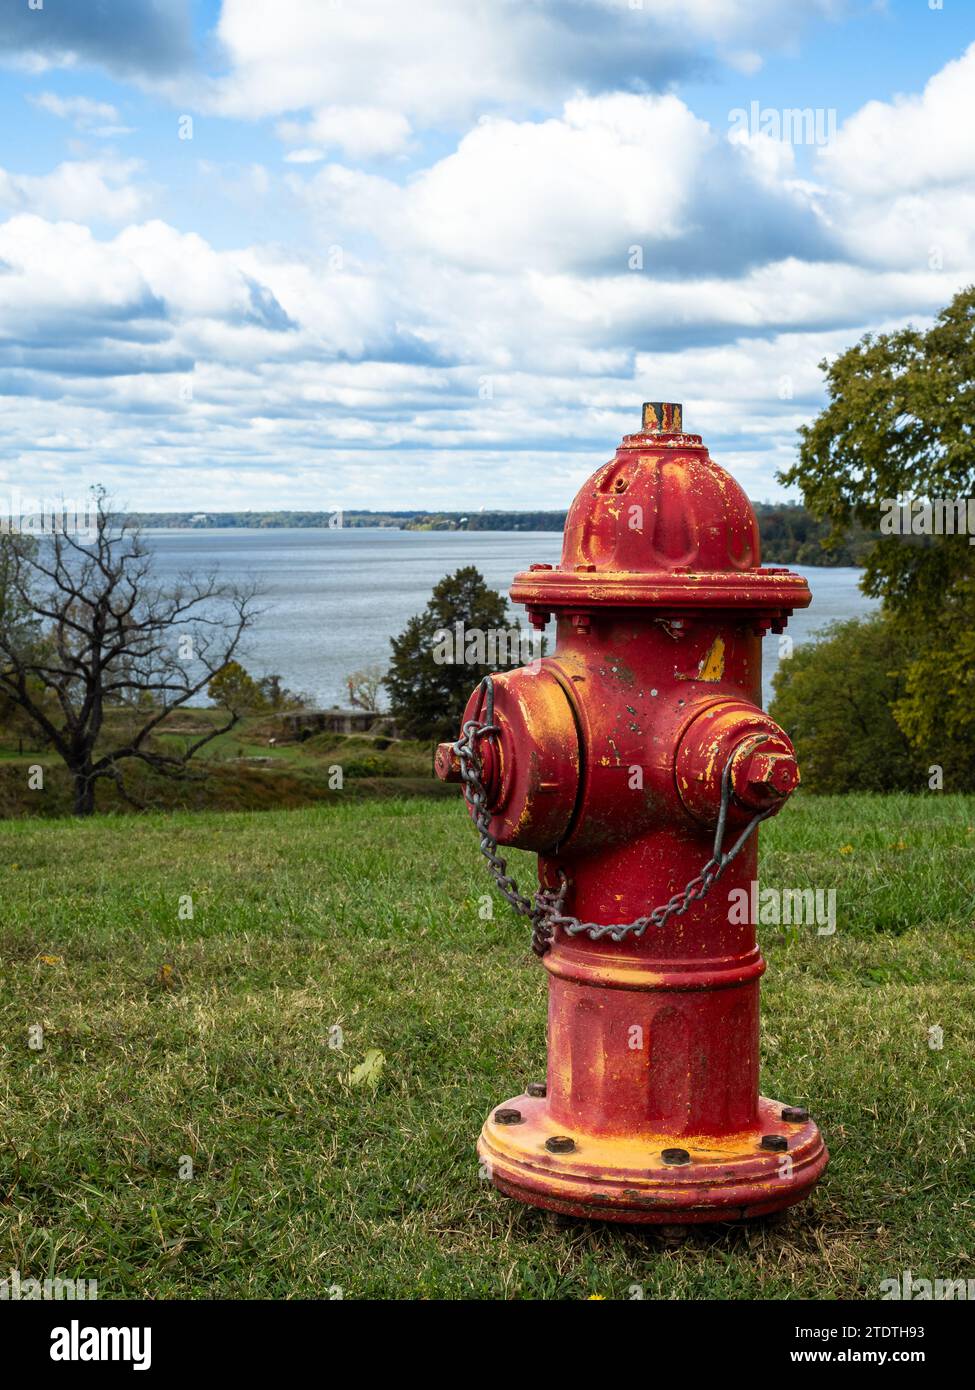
[770,616,929,793]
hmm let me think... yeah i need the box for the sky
[0,0,973,512]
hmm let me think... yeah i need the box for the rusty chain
[453,674,778,956]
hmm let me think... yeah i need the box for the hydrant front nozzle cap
[642,401,682,433]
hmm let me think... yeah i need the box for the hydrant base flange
[478,1094,828,1226]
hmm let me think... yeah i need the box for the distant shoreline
[132,507,869,568]
[132,509,567,530]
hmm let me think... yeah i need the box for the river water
[143,528,877,710]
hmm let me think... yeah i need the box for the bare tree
[346,664,384,713]
[0,490,262,815]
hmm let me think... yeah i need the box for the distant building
[283,708,397,737]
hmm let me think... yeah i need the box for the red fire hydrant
[438,403,828,1224]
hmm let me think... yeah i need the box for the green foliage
[893,580,975,783]
[256,672,307,711]
[400,511,566,532]
[752,503,871,566]
[207,660,268,715]
[383,566,514,739]
[779,286,975,783]
[781,285,975,614]
[770,616,929,793]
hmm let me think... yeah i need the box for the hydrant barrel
[455,404,828,1223]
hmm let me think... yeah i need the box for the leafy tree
[779,286,975,785]
[0,489,260,815]
[891,577,975,785]
[384,566,518,739]
[770,616,928,793]
[208,660,268,716]
[257,672,308,711]
[780,285,975,615]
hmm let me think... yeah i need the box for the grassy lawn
[0,717,439,818]
[0,792,973,1300]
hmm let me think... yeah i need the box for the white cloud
[818,41,975,196]
[278,106,411,160]
[4,29,975,509]
[0,215,155,325]
[210,0,843,132]
[402,95,708,272]
[0,159,148,223]
[28,91,134,137]
[30,92,121,126]
[811,42,975,275]
[0,213,397,381]
[211,0,515,125]
[2,196,964,510]
[298,93,831,278]
[727,126,798,186]
[834,185,975,273]
[115,221,269,321]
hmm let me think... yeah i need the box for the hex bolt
[495,1108,523,1125]
[545,1136,575,1153]
[760,1134,788,1152]
[526,1082,547,1098]
[781,1107,809,1123]
[661,1147,691,1166]
[738,749,799,803]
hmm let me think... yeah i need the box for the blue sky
[1,0,972,510]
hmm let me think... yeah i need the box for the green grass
[1,792,973,1299]
[0,718,439,819]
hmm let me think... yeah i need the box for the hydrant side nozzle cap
[434,742,462,783]
[642,401,682,433]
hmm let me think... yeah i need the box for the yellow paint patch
[697,636,726,682]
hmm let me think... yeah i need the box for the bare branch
[0,488,265,815]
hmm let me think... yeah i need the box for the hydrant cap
[511,404,811,614]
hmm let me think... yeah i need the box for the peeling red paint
[447,405,826,1223]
